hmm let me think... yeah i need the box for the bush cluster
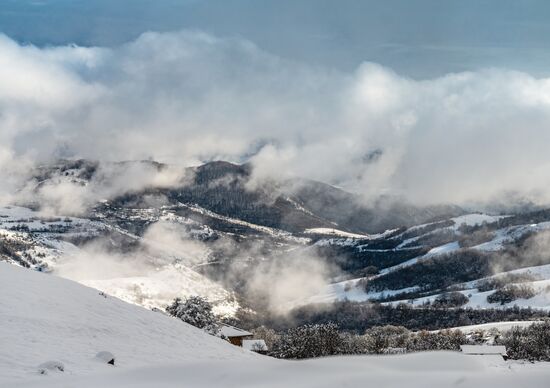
[498,321,550,361]
[259,321,550,362]
[267,324,467,359]
[486,285,536,305]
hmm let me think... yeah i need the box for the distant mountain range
[36,159,463,233]
[2,159,550,321]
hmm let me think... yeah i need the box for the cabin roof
[460,345,507,355]
[219,324,253,338]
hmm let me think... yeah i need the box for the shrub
[431,292,469,308]
[406,329,466,352]
[363,325,410,354]
[458,226,495,248]
[339,332,369,355]
[477,273,537,292]
[487,285,536,305]
[499,321,550,361]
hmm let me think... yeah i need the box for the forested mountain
[2,159,550,329]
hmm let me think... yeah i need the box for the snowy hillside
[1,261,549,388]
[0,205,239,315]
[0,262,251,384]
[300,211,550,311]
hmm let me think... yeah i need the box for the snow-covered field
[295,277,420,306]
[442,320,545,333]
[305,228,370,239]
[2,261,550,387]
[13,353,550,388]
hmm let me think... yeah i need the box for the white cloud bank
[1,31,550,206]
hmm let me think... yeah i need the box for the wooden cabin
[219,324,253,346]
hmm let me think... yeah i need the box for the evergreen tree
[166,296,219,335]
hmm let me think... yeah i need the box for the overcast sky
[2,0,550,78]
[2,1,550,208]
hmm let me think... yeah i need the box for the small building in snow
[460,345,508,360]
[243,339,268,354]
[219,324,253,346]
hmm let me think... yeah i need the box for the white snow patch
[445,321,545,333]
[304,228,370,239]
[184,203,310,243]
[380,241,461,275]
[292,277,420,306]
[83,269,238,317]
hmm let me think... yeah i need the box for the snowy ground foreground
[0,262,251,384]
[13,352,550,388]
[2,262,549,387]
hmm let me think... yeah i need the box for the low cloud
[1,31,550,208]
[142,221,213,267]
[52,219,334,315]
[54,239,150,281]
[243,251,335,314]
[16,161,191,216]
[491,229,550,275]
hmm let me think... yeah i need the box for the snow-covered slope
[0,262,251,384]
[304,228,371,239]
[442,320,545,333]
[2,253,550,387]
[379,241,462,275]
